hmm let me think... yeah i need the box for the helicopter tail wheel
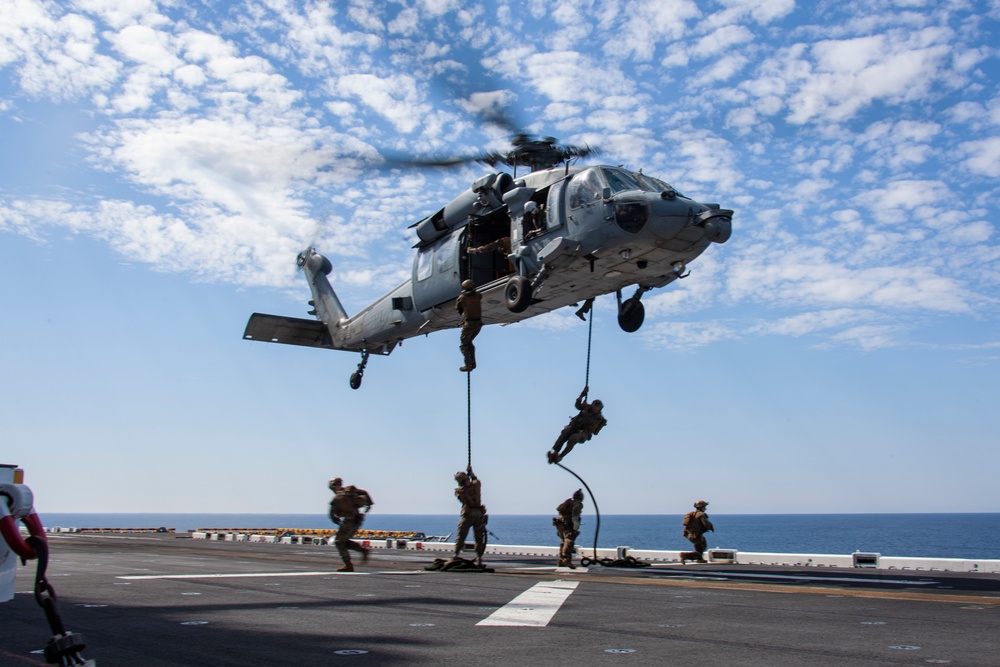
[350,350,369,389]
[617,298,645,333]
[503,275,533,313]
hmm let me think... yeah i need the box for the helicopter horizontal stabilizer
[243,313,336,350]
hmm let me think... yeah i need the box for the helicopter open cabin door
[411,229,464,311]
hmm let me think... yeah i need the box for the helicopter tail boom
[298,248,348,326]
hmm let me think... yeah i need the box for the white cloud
[0,2,121,100]
[601,0,702,61]
[958,136,1000,177]
[332,73,431,134]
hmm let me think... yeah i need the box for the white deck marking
[688,571,936,585]
[118,571,341,580]
[477,580,579,627]
[118,570,421,580]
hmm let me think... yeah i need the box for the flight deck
[2,532,999,666]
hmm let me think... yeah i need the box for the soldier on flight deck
[328,477,373,572]
[680,499,714,564]
[547,386,607,464]
[554,489,584,568]
[456,280,483,372]
[453,466,487,566]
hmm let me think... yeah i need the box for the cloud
[958,136,1000,177]
[0,1,121,100]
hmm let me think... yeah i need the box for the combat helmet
[694,499,708,509]
[329,477,343,490]
[573,489,584,500]
[461,279,474,291]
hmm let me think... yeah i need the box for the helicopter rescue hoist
[243,133,732,390]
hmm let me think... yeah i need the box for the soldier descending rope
[547,386,607,464]
[455,280,482,372]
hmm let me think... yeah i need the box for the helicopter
[243,133,733,389]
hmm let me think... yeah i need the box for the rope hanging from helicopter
[551,300,649,569]
[466,370,472,468]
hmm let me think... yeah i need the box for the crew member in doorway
[680,500,714,564]
[453,466,487,566]
[456,280,483,372]
[554,489,584,568]
[547,386,607,464]
[328,477,373,572]
[523,201,542,240]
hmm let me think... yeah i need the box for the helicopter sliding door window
[415,248,433,282]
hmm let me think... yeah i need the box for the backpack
[348,486,372,509]
[682,511,698,528]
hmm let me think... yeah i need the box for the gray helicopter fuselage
[243,164,732,360]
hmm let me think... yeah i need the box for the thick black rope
[554,462,600,562]
[466,370,472,468]
[584,304,593,388]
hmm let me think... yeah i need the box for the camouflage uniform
[468,237,512,256]
[456,281,482,372]
[453,467,487,564]
[328,478,373,572]
[548,387,607,463]
[554,490,584,567]
[680,500,714,564]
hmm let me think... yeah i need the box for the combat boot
[337,563,354,572]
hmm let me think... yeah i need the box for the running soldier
[548,386,607,464]
[456,280,482,372]
[554,489,584,568]
[328,477,373,572]
[680,499,714,564]
[453,466,487,566]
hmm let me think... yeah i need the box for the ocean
[37,512,1000,560]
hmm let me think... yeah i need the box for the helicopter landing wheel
[350,350,369,390]
[504,275,532,313]
[617,298,645,333]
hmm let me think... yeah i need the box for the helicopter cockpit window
[601,168,642,194]
[568,169,604,208]
[635,172,686,199]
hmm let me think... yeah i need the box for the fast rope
[466,369,472,468]
[554,317,650,570]
[584,302,593,388]
[553,462,600,561]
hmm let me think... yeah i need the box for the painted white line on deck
[118,571,340,580]
[700,571,937,585]
[477,580,580,627]
[118,570,422,580]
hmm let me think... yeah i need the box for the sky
[2,0,999,518]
